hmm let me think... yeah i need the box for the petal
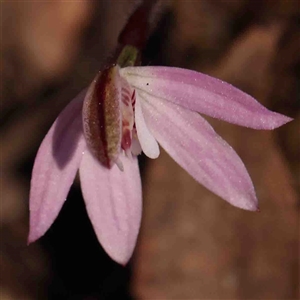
[120,66,292,129]
[139,91,258,211]
[28,90,87,243]
[135,92,160,158]
[79,151,142,265]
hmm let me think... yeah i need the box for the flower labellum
[83,64,147,171]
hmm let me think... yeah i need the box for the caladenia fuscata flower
[28,3,292,265]
[28,55,292,264]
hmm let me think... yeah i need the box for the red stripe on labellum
[121,93,130,106]
[131,90,136,108]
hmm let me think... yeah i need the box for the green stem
[116,45,140,68]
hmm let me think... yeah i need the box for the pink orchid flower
[28,64,292,265]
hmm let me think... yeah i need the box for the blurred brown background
[1,0,299,299]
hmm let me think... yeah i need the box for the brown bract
[118,1,158,50]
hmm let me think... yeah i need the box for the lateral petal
[79,151,142,265]
[28,90,87,243]
[120,66,292,129]
[135,92,160,158]
[139,91,258,211]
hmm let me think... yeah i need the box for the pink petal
[79,150,142,265]
[139,91,258,211]
[121,67,292,129]
[135,93,160,158]
[28,90,86,243]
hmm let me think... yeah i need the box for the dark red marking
[122,120,130,127]
[122,95,130,106]
[121,129,132,150]
[95,68,111,168]
[131,90,136,105]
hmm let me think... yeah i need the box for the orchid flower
[28,60,292,265]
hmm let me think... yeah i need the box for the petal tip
[147,146,160,159]
[238,194,258,212]
[111,252,131,266]
[261,114,293,130]
[27,230,39,245]
[273,115,293,129]
[247,204,259,212]
[102,242,134,266]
